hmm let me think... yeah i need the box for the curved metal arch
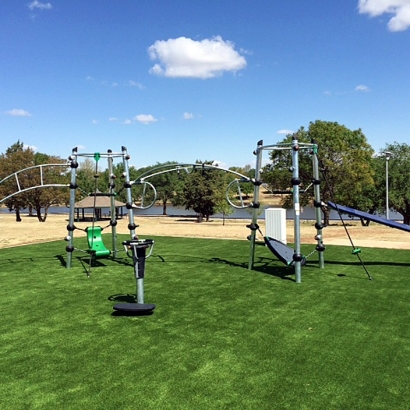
[134,162,251,184]
[131,180,158,210]
[0,163,70,205]
[0,184,69,204]
[131,162,253,211]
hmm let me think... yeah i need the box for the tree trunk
[162,201,167,215]
[322,207,330,226]
[360,218,370,226]
[15,208,22,222]
[36,205,45,222]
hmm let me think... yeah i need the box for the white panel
[265,208,287,244]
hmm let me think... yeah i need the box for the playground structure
[246,136,325,283]
[130,136,326,283]
[1,138,328,288]
[64,146,157,312]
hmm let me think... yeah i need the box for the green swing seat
[85,226,111,258]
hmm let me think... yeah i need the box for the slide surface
[327,202,410,233]
[264,236,306,266]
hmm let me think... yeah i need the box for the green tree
[380,143,410,224]
[178,161,226,222]
[147,162,184,215]
[26,152,69,221]
[263,121,375,225]
[0,141,35,221]
[0,142,68,221]
[213,189,234,225]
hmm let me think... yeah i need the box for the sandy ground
[0,213,409,250]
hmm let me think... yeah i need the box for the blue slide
[327,202,410,233]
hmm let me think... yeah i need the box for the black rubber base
[113,303,156,313]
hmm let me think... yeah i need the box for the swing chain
[304,248,317,260]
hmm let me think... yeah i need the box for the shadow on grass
[108,293,137,303]
[209,256,296,282]
[108,294,155,317]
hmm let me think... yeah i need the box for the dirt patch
[0,213,409,250]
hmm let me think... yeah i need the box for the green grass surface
[1,236,410,409]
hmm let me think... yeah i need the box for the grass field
[1,235,410,409]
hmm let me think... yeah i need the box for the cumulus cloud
[183,112,194,120]
[212,160,228,168]
[4,108,32,117]
[28,1,52,10]
[134,114,158,125]
[355,84,370,92]
[358,0,410,31]
[148,36,247,79]
[23,144,38,151]
[127,80,144,89]
[277,129,294,135]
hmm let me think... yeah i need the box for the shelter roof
[74,195,126,209]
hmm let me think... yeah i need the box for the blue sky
[1,0,410,169]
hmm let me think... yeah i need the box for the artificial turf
[0,235,410,409]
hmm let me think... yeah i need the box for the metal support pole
[66,147,78,268]
[107,150,118,258]
[312,145,325,269]
[122,146,144,303]
[248,140,264,270]
[385,152,391,220]
[291,135,302,283]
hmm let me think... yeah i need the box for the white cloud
[277,129,294,135]
[212,160,228,168]
[4,108,32,117]
[28,1,52,10]
[108,117,118,122]
[148,36,247,79]
[355,84,370,92]
[127,80,144,89]
[358,0,410,31]
[91,119,98,124]
[123,119,133,125]
[134,114,158,125]
[23,144,38,152]
[183,112,194,120]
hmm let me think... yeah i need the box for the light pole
[384,151,392,219]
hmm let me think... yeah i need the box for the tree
[147,162,185,215]
[0,141,35,221]
[380,142,410,224]
[27,152,69,221]
[263,121,375,225]
[213,189,234,225]
[228,165,254,198]
[178,161,227,222]
[0,142,68,221]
